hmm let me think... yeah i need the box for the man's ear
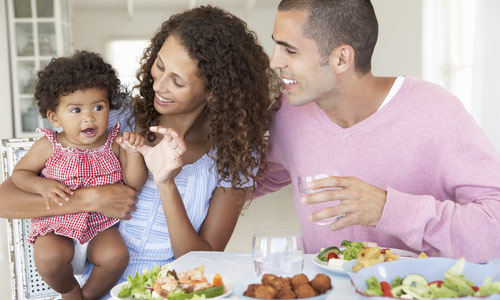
[46,110,61,128]
[329,44,355,74]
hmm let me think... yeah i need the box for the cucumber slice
[402,274,428,287]
[317,246,341,262]
[167,285,225,300]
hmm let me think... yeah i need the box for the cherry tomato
[428,280,443,287]
[380,281,393,297]
[327,252,339,260]
[472,286,479,292]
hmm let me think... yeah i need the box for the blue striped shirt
[107,109,251,282]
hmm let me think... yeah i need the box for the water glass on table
[252,230,304,277]
[297,168,345,226]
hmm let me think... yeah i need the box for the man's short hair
[278,0,378,73]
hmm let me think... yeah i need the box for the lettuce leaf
[365,276,383,296]
[476,276,500,297]
[118,264,171,299]
[442,258,475,296]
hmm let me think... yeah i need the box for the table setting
[111,228,500,299]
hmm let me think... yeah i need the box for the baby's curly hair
[35,50,127,118]
[132,6,282,190]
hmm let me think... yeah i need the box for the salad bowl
[351,257,500,299]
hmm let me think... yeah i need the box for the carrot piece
[212,273,224,287]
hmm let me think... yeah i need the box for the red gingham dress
[27,123,122,244]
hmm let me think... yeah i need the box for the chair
[1,137,59,300]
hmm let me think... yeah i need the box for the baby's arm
[114,132,148,190]
[11,137,73,210]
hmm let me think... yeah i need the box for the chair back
[1,137,59,300]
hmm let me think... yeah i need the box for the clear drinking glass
[297,168,345,225]
[252,230,304,277]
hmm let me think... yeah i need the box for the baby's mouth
[82,128,96,137]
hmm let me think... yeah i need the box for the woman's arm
[158,181,245,257]
[0,178,138,219]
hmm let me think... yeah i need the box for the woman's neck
[157,103,208,142]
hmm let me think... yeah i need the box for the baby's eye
[71,107,80,113]
[94,105,103,111]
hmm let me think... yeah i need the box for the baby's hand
[116,131,145,153]
[39,180,73,210]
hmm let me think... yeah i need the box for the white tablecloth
[170,251,357,299]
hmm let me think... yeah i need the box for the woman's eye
[173,78,184,87]
[155,58,165,71]
[286,48,297,55]
[71,108,80,113]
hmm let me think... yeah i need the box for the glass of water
[297,168,345,225]
[252,230,304,277]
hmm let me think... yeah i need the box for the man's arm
[253,161,292,199]
[376,121,500,262]
[0,177,138,219]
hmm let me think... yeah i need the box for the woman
[0,4,281,294]
[114,5,281,280]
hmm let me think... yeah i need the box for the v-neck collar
[313,76,409,134]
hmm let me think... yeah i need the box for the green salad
[364,258,500,298]
[317,240,366,262]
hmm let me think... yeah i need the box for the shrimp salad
[118,264,225,299]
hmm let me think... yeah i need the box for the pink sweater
[255,77,500,262]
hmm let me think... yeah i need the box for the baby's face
[48,87,110,149]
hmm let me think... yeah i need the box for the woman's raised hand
[137,126,186,184]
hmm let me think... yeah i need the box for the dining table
[169,251,357,299]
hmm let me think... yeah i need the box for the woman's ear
[46,110,61,128]
[329,44,355,74]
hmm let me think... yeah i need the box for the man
[256,0,500,262]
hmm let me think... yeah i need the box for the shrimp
[153,275,178,298]
[178,269,211,292]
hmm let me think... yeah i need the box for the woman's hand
[73,184,138,219]
[137,126,187,184]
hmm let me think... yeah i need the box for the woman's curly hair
[131,6,282,190]
[35,50,127,118]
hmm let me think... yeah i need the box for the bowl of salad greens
[350,257,500,299]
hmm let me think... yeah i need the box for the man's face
[270,10,336,106]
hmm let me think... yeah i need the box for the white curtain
[423,0,500,152]
[471,0,500,152]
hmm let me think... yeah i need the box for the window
[106,39,149,95]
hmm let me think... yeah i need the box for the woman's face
[151,35,208,117]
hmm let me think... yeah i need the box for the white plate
[110,278,233,299]
[312,247,418,275]
[312,255,350,276]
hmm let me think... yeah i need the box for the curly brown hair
[131,6,281,190]
[35,50,127,118]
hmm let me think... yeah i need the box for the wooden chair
[1,137,59,300]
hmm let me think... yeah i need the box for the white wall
[372,0,422,77]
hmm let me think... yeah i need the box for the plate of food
[351,257,500,299]
[111,264,232,299]
[312,240,419,275]
[232,273,333,300]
